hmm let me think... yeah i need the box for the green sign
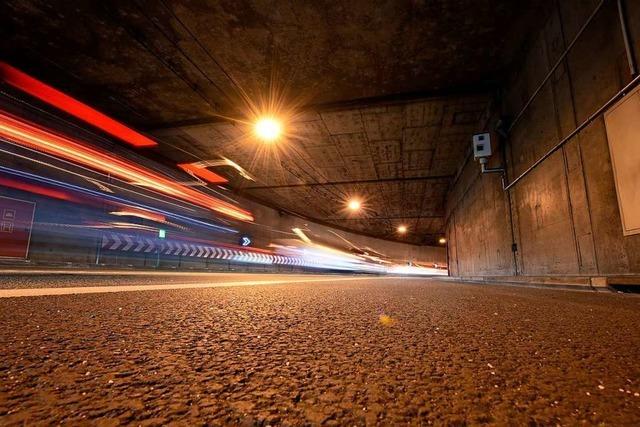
[158,229,166,239]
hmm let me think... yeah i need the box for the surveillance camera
[473,132,505,176]
[472,132,492,159]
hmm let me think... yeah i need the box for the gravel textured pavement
[0,271,332,289]
[1,276,639,425]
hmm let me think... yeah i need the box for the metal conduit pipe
[504,73,640,191]
[507,0,606,134]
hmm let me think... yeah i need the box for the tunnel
[0,1,639,424]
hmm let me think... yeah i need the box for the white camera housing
[472,132,492,159]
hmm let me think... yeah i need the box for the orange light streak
[0,112,253,221]
[177,162,228,184]
[109,208,166,223]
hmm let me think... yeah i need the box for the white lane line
[0,276,396,298]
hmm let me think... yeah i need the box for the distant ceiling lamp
[397,225,408,234]
[347,199,362,211]
[254,117,282,142]
[438,237,447,244]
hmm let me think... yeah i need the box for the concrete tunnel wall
[445,0,640,278]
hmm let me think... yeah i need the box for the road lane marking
[0,275,400,298]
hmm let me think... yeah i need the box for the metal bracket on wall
[479,157,506,185]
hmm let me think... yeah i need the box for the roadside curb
[438,276,616,292]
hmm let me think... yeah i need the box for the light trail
[0,111,253,221]
[0,62,157,148]
[177,162,228,184]
[0,165,237,233]
[0,142,200,213]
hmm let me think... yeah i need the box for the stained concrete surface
[1,1,546,123]
[153,97,482,245]
[446,0,640,277]
[1,277,639,425]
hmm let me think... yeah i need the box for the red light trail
[0,62,157,148]
[0,111,253,222]
[177,162,228,184]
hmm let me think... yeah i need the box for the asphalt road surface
[1,273,639,425]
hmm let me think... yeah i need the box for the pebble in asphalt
[1,277,639,425]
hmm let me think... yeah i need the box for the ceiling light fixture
[397,225,407,234]
[347,199,362,211]
[254,117,282,142]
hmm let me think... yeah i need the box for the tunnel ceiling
[1,0,549,245]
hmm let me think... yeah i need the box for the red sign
[0,196,36,259]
